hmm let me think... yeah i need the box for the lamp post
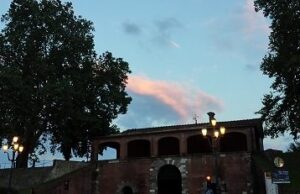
[201,112,226,194]
[2,136,24,194]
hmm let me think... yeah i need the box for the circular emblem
[274,157,284,168]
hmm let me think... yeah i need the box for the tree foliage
[287,141,300,152]
[0,0,131,166]
[255,0,300,139]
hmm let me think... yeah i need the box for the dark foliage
[288,141,300,152]
[255,0,300,139]
[0,0,131,166]
[0,187,18,194]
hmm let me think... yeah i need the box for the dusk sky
[0,0,294,165]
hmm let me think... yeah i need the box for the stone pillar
[91,164,100,194]
[180,134,187,156]
[119,140,127,160]
[91,142,98,161]
[246,130,252,152]
[152,137,158,157]
[250,128,257,152]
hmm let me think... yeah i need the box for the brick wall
[0,154,257,194]
[97,152,253,194]
[34,165,93,194]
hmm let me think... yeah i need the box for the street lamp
[2,136,24,194]
[201,112,226,194]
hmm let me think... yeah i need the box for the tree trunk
[16,137,35,168]
[16,150,29,168]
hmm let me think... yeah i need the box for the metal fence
[0,162,10,169]
[0,160,53,169]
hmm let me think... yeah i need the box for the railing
[0,162,10,169]
[0,160,53,169]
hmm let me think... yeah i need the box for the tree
[287,141,300,152]
[0,0,131,167]
[254,0,300,139]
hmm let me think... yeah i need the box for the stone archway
[117,182,137,194]
[157,165,182,194]
[122,186,133,194]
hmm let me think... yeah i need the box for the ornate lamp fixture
[201,112,226,138]
[2,136,24,194]
[201,112,226,194]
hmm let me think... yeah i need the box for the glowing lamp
[12,136,19,143]
[220,126,226,135]
[214,131,219,138]
[13,143,19,151]
[2,144,9,152]
[211,118,217,127]
[206,176,211,181]
[18,145,24,153]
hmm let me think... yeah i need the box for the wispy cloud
[169,40,181,48]
[121,18,182,49]
[116,94,180,129]
[122,22,142,35]
[153,18,182,48]
[245,63,258,71]
[243,0,270,36]
[155,17,182,32]
[199,0,269,58]
[127,75,224,121]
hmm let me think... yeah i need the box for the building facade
[91,117,263,194]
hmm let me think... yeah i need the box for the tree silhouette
[0,0,131,167]
[255,0,300,139]
[288,141,300,152]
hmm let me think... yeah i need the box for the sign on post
[272,170,290,184]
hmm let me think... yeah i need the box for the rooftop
[121,118,263,135]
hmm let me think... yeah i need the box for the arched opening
[122,186,133,194]
[157,165,182,194]
[220,132,248,152]
[187,135,212,154]
[98,142,120,160]
[127,139,150,158]
[158,137,179,156]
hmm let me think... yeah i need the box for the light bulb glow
[214,131,219,138]
[12,136,19,143]
[220,126,226,135]
[211,119,217,127]
[2,145,9,152]
[201,128,207,136]
[18,145,24,153]
[13,143,19,151]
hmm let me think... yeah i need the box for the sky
[0,0,294,166]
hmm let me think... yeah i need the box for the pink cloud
[243,0,270,36]
[127,75,224,121]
